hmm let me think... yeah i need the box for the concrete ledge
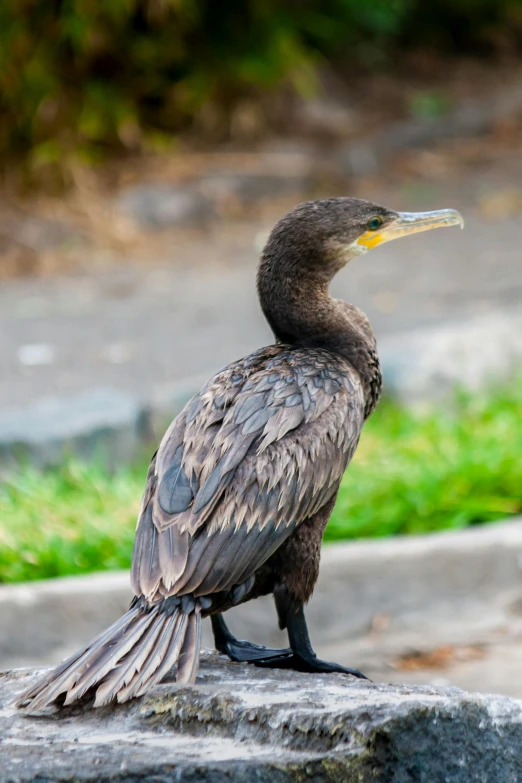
[1,309,521,469]
[380,310,522,402]
[0,572,132,666]
[3,652,522,782]
[2,517,522,669]
[0,388,148,470]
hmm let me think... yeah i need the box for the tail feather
[17,607,141,709]
[17,601,203,711]
[62,610,157,705]
[176,608,202,685]
[129,613,188,701]
[119,613,182,700]
[92,613,168,707]
[102,612,184,704]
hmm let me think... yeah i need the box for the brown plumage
[17,198,463,710]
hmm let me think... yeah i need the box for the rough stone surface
[2,652,522,782]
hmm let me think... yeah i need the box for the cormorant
[18,198,463,710]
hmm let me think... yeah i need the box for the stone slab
[2,652,522,782]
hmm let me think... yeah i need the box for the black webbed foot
[211,614,292,663]
[253,653,368,678]
[211,611,369,678]
[220,639,294,664]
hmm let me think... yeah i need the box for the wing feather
[132,345,364,603]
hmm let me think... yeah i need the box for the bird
[17,197,463,711]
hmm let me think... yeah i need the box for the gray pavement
[1,159,522,421]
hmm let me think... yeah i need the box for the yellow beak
[356,209,465,251]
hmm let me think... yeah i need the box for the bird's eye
[367,217,383,231]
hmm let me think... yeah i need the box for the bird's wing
[131,345,365,601]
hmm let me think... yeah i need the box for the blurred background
[1,0,522,696]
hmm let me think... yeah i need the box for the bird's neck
[257,266,382,417]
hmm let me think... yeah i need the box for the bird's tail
[16,598,202,711]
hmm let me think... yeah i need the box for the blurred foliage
[407,90,451,120]
[1,378,522,583]
[1,0,522,168]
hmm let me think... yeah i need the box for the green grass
[1,380,521,584]
[0,461,143,584]
[327,384,522,541]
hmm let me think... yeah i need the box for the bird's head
[261,197,464,281]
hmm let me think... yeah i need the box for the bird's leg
[211,613,292,663]
[211,611,368,677]
[281,605,369,678]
